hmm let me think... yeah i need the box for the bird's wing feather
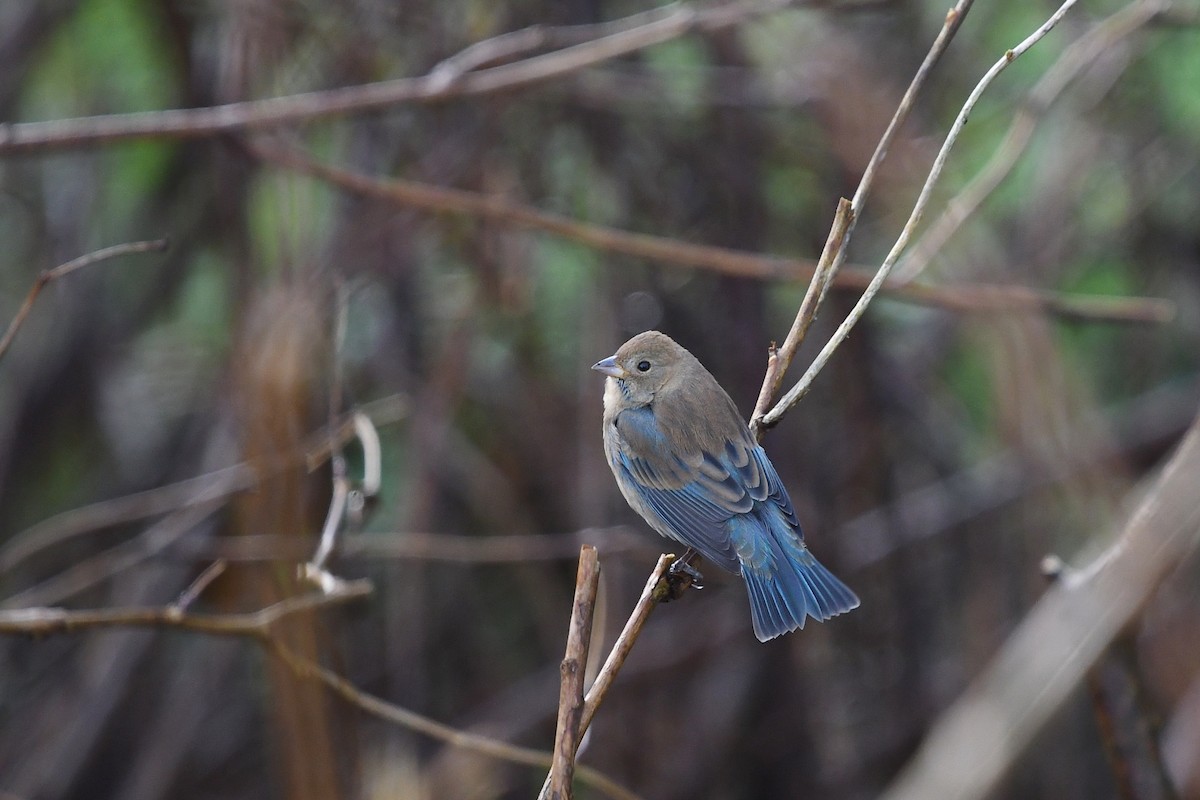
[612,405,788,572]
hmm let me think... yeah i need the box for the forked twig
[750,1,974,436]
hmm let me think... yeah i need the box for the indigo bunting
[593,331,859,641]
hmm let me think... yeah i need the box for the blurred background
[1,0,1199,798]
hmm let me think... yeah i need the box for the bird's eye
[636,360,651,372]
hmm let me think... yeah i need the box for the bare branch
[0,581,641,800]
[549,546,602,800]
[0,1,786,154]
[0,394,408,578]
[761,0,1087,430]
[252,141,1172,323]
[0,238,169,361]
[750,1,972,435]
[0,579,373,636]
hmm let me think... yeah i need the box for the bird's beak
[591,355,625,378]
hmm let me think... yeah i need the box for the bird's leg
[663,548,704,601]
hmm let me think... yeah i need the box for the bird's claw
[663,557,704,601]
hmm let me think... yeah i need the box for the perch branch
[548,546,602,800]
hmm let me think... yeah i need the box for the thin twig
[264,638,644,800]
[892,0,1170,284]
[0,1,786,154]
[548,546,602,800]
[750,1,975,437]
[172,560,228,612]
[750,198,853,438]
[0,238,169,361]
[1,500,224,609]
[251,141,1172,323]
[0,394,408,577]
[0,579,374,636]
[761,0,1087,430]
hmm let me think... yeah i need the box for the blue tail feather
[742,544,859,642]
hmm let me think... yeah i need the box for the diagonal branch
[760,0,1087,430]
[750,0,974,437]
[881,405,1200,800]
[892,0,1171,284]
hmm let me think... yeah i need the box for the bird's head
[591,330,687,406]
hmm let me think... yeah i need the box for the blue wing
[610,406,790,573]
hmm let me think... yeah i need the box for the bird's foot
[663,556,704,601]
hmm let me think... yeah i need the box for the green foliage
[21,0,179,120]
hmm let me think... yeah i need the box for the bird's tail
[742,542,859,642]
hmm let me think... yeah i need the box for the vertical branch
[549,545,602,800]
[539,554,673,800]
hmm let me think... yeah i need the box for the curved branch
[0,239,169,361]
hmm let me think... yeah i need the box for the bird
[592,330,859,641]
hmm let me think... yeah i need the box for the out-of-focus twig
[761,0,1087,429]
[0,1,787,154]
[751,0,973,437]
[0,579,373,636]
[174,527,651,564]
[172,559,228,612]
[0,239,169,361]
[547,546,601,800]
[252,141,1172,323]
[0,500,224,609]
[0,580,642,800]
[266,639,644,800]
[880,407,1200,800]
[892,0,1170,284]
[0,394,407,578]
